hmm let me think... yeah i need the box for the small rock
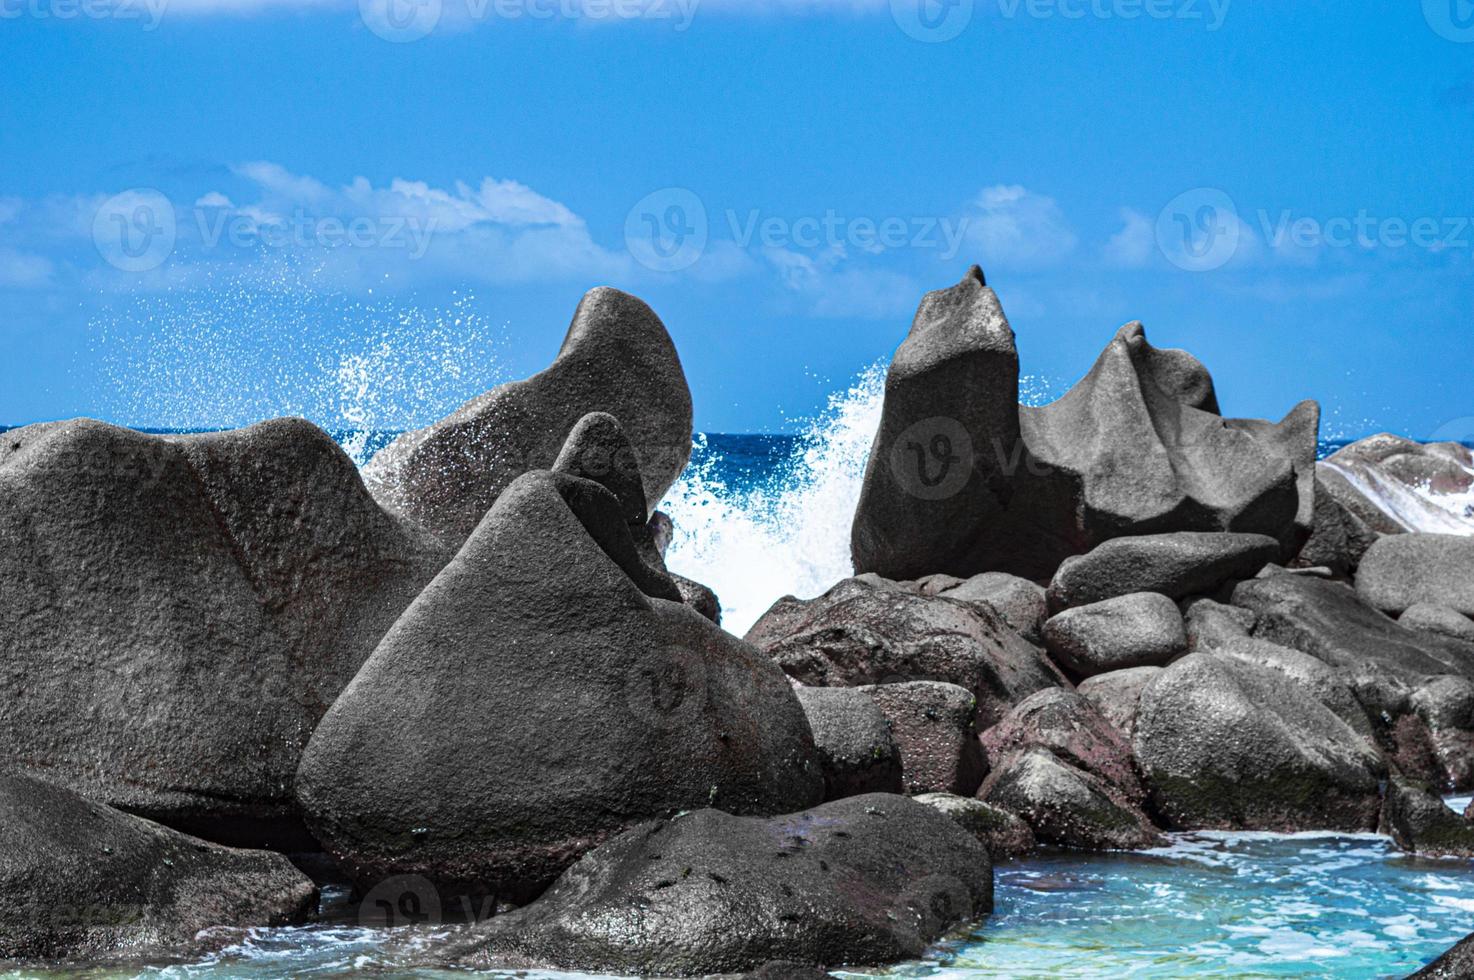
[978,747,1162,851]
[913,793,1036,861]
[794,687,904,801]
[1076,667,1163,742]
[1380,776,1474,858]
[858,682,988,797]
[1042,593,1186,679]
[1402,604,1474,645]
[1047,532,1280,612]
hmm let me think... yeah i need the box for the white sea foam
[1321,457,1474,535]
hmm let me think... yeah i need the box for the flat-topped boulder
[0,417,446,849]
[296,469,822,905]
[429,795,992,977]
[852,268,1318,582]
[365,286,693,546]
[1046,532,1280,612]
[0,770,315,962]
[1357,533,1474,618]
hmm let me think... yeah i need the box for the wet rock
[1358,533,1474,618]
[747,578,1064,730]
[742,963,834,980]
[1182,597,1255,651]
[851,269,1317,582]
[295,470,822,905]
[979,688,1146,808]
[1042,593,1186,679]
[1076,667,1163,742]
[0,770,315,962]
[0,418,446,849]
[1046,532,1280,612]
[794,687,904,800]
[431,795,993,977]
[1133,653,1384,832]
[913,793,1036,861]
[1410,931,1474,979]
[978,747,1162,851]
[858,682,987,797]
[1402,604,1474,645]
[1380,776,1474,859]
[365,287,692,546]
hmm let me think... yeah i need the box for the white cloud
[0,248,55,288]
[1104,207,1154,268]
[961,185,1078,268]
[761,245,920,318]
[194,191,235,208]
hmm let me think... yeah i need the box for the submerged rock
[978,747,1162,851]
[857,682,988,797]
[430,795,993,977]
[1046,532,1280,612]
[0,418,446,849]
[295,470,822,905]
[1042,593,1187,679]
[1380,776,1474,859]
[364,286,693,546]
[0,770,315,962]
[1357,533,1474,618]
[747,577,1063,730]
[852,269,1318,582]
[914,792,1036,861]
[1133,653,1384,832]
[794,687,904,801]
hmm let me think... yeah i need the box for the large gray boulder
[978,747,1162,851]
[934,572,1049,643]
[1209,637,1376,742]
[365,287,693,546]
[0,770,315,962]
[1076,667,1162,742]
[857,682,987,797]
[1292,470,1381,574]
[1042,593,1187,679]
[295,470,823,905]
[0,418,446,849]
[1046,532,1280,612]
[430,795,993,977]
[794,687,904,800]
[1357,534,1474,618]
[747,577,1063,730]
[1133,653,1384,832]
[852,269,1318,582]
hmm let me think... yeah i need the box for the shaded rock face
[1412,931,1474,979]
[1182,597,1255,652]
[1076,667,1162,743]
[747,578,1063,730]
[794,687,904,801]
[1133,654,1384,832]
[934,572,1048,644]
[980,688,1146,810]
[913,793,1036,861]
[1292,471,1380,575]
[1358,533,1474,618]
[1402,604,1474,645]
[1411,676,1474,790]
[0,418,446,849]
[295,470,823,905]
[433,795,993,978]
[1046,532,1280,612]
[364,287,693,546]
[1042,593,1187,679]
[1380,776,1474,859]
[0,770,316,962]
[857,682,987,797]
[852,269,1318,583]
[978,747,1162,851]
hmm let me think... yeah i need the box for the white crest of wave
[658,364,887,638]
[1321,460,1474,535]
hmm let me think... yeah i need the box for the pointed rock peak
[553,412,649,527]
[1099,321,1219,415]
[549,472,680,603]
[964,264,986,287]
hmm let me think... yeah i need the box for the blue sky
[1,0,1471,437]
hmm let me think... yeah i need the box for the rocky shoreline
[3,268,1473,976]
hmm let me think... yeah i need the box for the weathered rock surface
[433,795,993,977]
[1209,637,1376,742]
[1412,931,1474,979]
[0,770,316,962]
[747,578,1063,730]
[1358,534,1474,618]
[913,793,1036,861]
[851,269,1318,582]
[1076,667,1162,742]
[794,687,904,800]
[1133,653,1384,832]
[1042,593,1187,679]
[296,470,822,904]
[857,682,987,797]
[1292,470,1380,574]
[0,418,446,849]
[1046,532,1280,612]
[1182,597,1255,651]
[980,688,1146,808]
[978,748,1162,851]
[1402,604,1474,645]
[934,572,1049,643]
[1411,676,1474,790]
[365,287,693,546]
[1380,776,1474,859]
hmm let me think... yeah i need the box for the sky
[1,0,1471,438]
